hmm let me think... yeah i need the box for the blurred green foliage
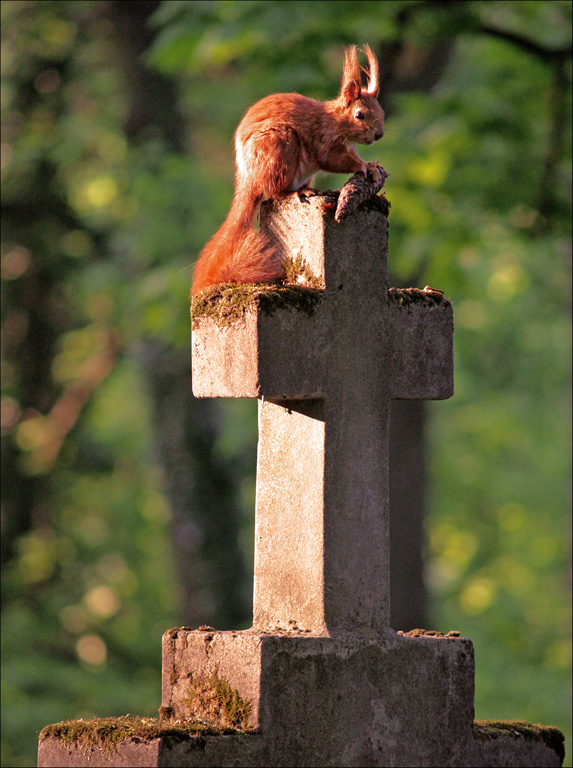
[1,1,571,766]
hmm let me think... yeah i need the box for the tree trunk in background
[1,170,71,570]
[1,42,97,576]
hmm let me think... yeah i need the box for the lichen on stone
[473,720,565,763]
[191,282,322,329]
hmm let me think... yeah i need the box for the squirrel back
[191,45,385,296]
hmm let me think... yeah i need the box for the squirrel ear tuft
[362,44,380,97]
[340,45,362,106]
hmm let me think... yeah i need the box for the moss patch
[191,282,322,329]
[165,626,194,637]
[182,670,252,730]
[282,254,323,289]
[39,715,250,754]
[313,188,391,217]
[398,628,461,638]
[388,286,449,307]
[473,720,565,763]
[263,187,390,217]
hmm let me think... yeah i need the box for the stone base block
[162,628,476,766]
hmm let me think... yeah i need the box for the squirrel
[191,45,385,296]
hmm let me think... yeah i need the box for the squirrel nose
[375,128,384,140]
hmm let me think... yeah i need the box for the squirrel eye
[354,109,365,120]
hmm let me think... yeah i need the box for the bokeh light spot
[76,635,107,667]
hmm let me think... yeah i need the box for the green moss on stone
[182,670,252,730]
[39,715,250,754]
[165,626,194,637]
[398,628,461,638]
[191,282,322,329]
[282,254,323,289]
[473,720,565,763]
[388,287,449,307]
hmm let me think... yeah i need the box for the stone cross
[192,194,453,635]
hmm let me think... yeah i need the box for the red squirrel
[191,45,385,296]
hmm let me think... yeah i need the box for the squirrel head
[337,45,385,145]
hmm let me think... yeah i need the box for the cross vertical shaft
[254,198,390,633]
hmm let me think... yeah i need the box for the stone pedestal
[161,627,476,766]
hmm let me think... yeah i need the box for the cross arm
[191,285,325,400]
[387,289,454,400]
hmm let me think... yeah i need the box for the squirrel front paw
[363,162,387,186]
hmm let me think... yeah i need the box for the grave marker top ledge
[192,193,453,635]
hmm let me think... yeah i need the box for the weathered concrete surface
[470,724,564,767]
[38,726,564,768]
[162,627,477,766]
[192,198,453,403]
[38,732,265,768]
[39,737,161,767]
[387,298,453,400]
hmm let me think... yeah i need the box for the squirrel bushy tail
[191,190,283,296]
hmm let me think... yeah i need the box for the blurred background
[1,2,571,766]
